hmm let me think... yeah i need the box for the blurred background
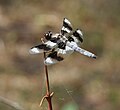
[0,0,120,110]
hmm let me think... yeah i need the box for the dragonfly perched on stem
[29,18,97,65]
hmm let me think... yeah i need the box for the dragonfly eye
[44,31,52,40]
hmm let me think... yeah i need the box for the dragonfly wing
[57,46,74,56]
[61,18,73,35]
[44,51,64,65]
[44,45,74,65]
[72,29,83,43]
[67,29,83,46]
[29,44,51,54]
[57,41,74,56]
[61,18,83,45]
[45,41,57,48]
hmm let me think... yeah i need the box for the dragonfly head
[44,31,52,40]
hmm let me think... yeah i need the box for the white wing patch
[64,18,72,26]
[76,29,83,37]
[45,41,57,48]
[61,27,71,34]
[44,57,58,65]
[29,47,44,54]
[57,46,74,56]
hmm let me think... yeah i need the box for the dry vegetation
[0,0,120,110]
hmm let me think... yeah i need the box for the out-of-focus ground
[0,0,120,110]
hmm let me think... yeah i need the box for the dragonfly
[29,18,97,65]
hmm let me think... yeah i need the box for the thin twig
[43,52,53,110]
[44,52,50,95]
[0,96,24,110]
[39,52,54,110]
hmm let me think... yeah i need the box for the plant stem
[43,52,53,110]
[44,52,50,95]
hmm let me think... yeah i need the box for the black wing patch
[33,44,51,51]
[50,37,60,43]
[29,44,52,54]
[61,18,73,35]
[47,51,64,61]
[73,29,83,43]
